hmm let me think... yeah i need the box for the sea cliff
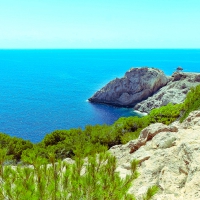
[89,67,168,107]
[89,67,200,113]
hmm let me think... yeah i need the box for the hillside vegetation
[0,84,200,162]
[0,84,200,199]
[0,148,159,200]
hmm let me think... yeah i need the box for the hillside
[109,110,200,199]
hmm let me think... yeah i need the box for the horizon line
[0,48,200,50]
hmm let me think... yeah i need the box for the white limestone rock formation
[134,72,200,113]
[89,67,168,107]
[109,111,200,200]
[129,123,178,153]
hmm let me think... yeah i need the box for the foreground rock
[109,111,200,200]
[134,72,200,113]
[89,67,168,107]
[129,123,178,153]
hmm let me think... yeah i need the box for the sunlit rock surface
[89,67,168,107]
[134,72,200,113]
[109,111,200,200]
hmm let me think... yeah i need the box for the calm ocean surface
[0,49,200,143]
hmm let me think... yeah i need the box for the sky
[0,0,200,49]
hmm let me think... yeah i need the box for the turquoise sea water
[0,49,200,143]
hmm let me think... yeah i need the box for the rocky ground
[134,71,200,113]
[109,110,200,200]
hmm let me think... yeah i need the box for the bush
[148,103,183,125]
[0,133,33,161]
[180,84,200,122]
[114,116,150,144]
[43,130,70,146]
[0,149,158,200]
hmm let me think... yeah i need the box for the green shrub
[84,124,121,148]
[43,130,70,146]
[0,133,33,161]
[114,116,149,144]
[180,84,200,122]
[0,149,158,200]
[148,103,182,125]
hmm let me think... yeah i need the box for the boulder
[134,72,200,113]
[88,67,168,107]
[129,123,178,153]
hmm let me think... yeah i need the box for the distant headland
[88,67,200,113]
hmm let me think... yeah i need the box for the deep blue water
[0,49,200,143]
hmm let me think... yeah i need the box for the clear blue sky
[0,0,200,49]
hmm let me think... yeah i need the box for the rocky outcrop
[89,67,200,112]
[89,67,168,107]
[129,123,178,153]
[134,72,200,113]
[109,110,200,199]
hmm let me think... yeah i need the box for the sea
[0,49,200,143]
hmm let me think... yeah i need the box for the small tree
[0,150,159,200]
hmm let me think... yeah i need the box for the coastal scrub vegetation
[180,84,200,122]
[0,149,158,200]
[0,133,33,161]
[0,84,200,162]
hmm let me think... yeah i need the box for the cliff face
[134,72,200,113]
[88,67,168,107]
[109,111,200,200]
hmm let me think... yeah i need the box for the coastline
[133,110,148,116]
[1,49,200,142]
[89,68,200,114]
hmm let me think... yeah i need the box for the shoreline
[133,110,148,116]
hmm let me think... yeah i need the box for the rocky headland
[89,67,168,107]
[89,67,200,113]
[109,110,200,200]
